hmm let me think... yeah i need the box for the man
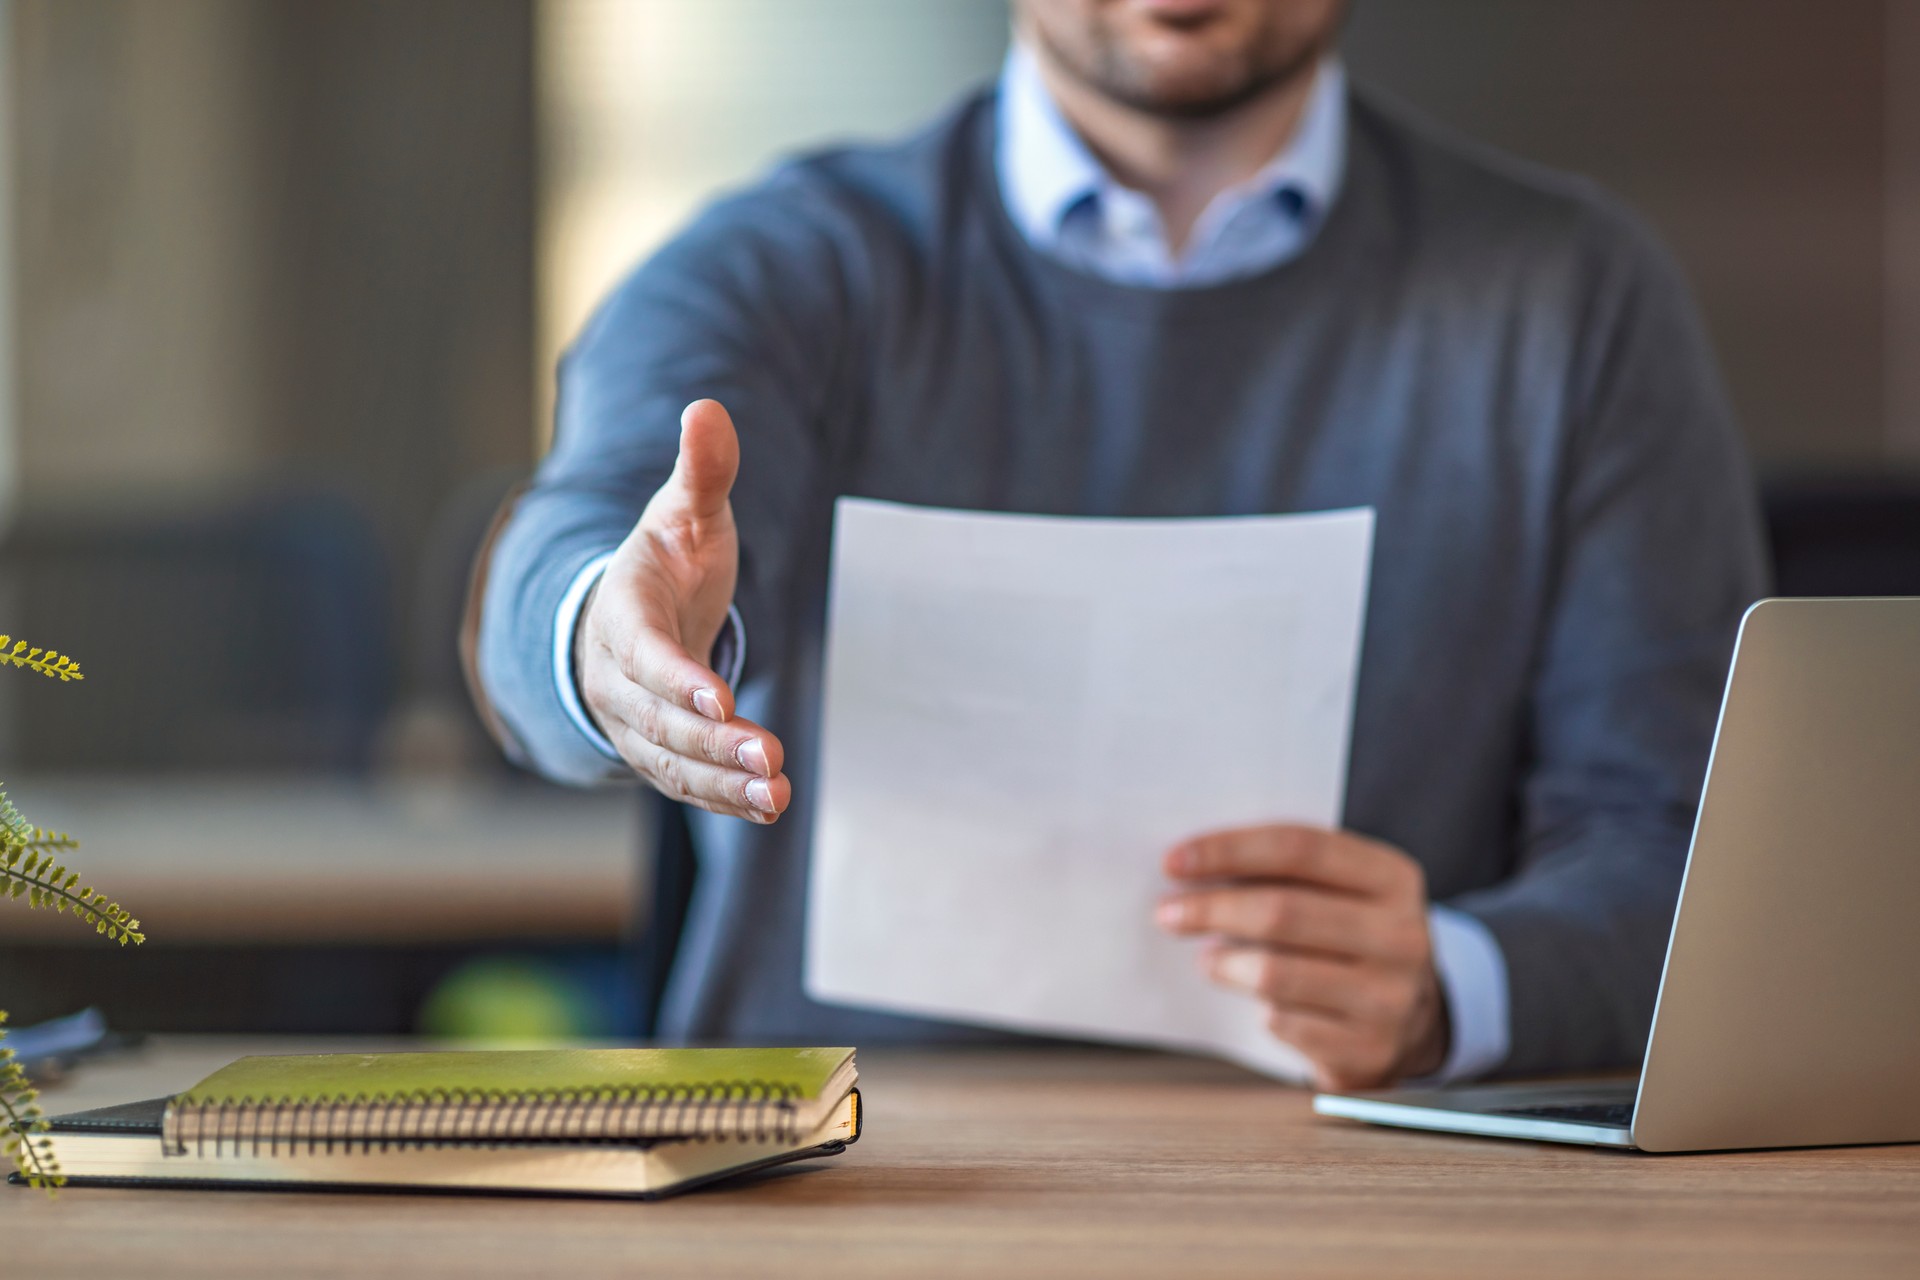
[474,0,1765,1088]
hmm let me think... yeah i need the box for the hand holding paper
[1159,824,1449,1088]
[806,499,1375,1081]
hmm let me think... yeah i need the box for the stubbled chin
[1110,53,1252,109]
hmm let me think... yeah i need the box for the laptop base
[1313,1079,1640,1149]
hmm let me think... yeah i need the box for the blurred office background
[1,0,1917,1039]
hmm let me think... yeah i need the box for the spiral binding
[161,1080,803,1158]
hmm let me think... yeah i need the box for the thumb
[656,398,739,524]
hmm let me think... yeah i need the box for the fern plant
[1,1010,58,1189]
[0,640,139,1194]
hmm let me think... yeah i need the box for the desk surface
[4,1038,1918,1279]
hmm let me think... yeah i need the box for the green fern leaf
[0,1015,65,1193]
[0,636,84,681]
[0,806,145,945]
[0,640,116,1194]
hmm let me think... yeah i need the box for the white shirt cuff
[1424,903,1511,1081]
[554,552,621,761]
[552,553,748,762]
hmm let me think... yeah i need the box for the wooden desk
[4,1038,1918,1278]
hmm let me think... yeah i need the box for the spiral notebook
[15,1047,861,1200]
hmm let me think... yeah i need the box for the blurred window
[533,0,1009,443]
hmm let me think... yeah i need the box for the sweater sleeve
[476,171,857,786]
[1449,208,1769,1075]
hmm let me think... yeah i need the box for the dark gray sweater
[478,85,1767,1076]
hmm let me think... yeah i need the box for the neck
[1026,43,1320,256]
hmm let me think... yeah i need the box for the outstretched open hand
[575,399,791,823]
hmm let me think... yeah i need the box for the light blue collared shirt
[557,46,1511,1082]
[996,43,1346,287]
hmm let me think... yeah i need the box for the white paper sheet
[805,498,1374,1080]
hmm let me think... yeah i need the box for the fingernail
[736,738,771,777]
[692,689,725,721]
[1156,899,1192,929]
[1215,950,1261,988]
[1168,844,1198,874]
[745,778,776,813]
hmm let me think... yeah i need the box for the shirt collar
[996,41,1348,254]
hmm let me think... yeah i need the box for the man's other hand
[1157,825,1447,1089]
[576,399,791,822]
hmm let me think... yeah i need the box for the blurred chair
[1764,474,1920,598]
[0,488,391,773]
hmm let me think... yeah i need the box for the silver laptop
[1314,597,1920,1153]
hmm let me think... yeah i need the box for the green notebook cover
[162,1047,857,1151]
[178,1047,853,1103]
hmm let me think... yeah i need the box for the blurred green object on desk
[417,956,611,1041]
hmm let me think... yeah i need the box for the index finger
[583,571,725,721]
[1164,825,1404,896]
[619,620,735,721]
